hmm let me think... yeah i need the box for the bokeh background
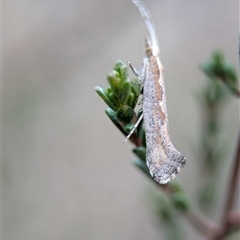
[3,0,239,239]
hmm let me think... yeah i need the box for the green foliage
[133,158,151,177]
[196,50,239,212]
[201,51,239,97]
[95,50,239,240]
[95,60,141,125]
[132,146,146,162]
[170,182,190,213]
[153,193,184,240]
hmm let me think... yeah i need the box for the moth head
[144,37,153,56]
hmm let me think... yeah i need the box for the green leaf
[95,86,117,110]
[157,198,173,222]
[107,92,120,110]
[116,105,134,123]
[118,81,131,103]
[201,50,239,97]
[105,108,127,136]
[171,192,189,213]
[113,60,128,83]
[127,92,134,107]
[133,158,151,178]
[107,86,112,94]
[133,146,146,162]
[123,123,135,134]
[107,71,121,97]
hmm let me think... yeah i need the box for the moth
[125,0,186,184]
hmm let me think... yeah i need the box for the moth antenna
[132,0,159,56]
[128,61,139,77]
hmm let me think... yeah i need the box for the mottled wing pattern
[142,55,186,184]
[132,0,186,184]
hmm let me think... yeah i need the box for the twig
[221,130,240,232]
[129,133,142,147]
[218,77,240,98]
[212,130,240,239]
[126,119,220,236]
[229,88,240,98]
[228,210,240,227]
[226,210,240,236]
[185,212,219,237]
[159,184,220,236]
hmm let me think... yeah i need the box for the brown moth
[125,0,186,184]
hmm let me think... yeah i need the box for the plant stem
[212,130,240,239]
[185,212,219,237]
[160,184,220,236]
[127,120,240,238]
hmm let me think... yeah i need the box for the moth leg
[128,61,144,96]
[128,61,139,77]
[123,113,143,143]
[138,96,143,105]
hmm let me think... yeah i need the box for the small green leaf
[107,71,121,97]
[116,105,134,123]
[113,60,128,83]
[169,181,183,192]
[105,108,127,136]
[105,108,117,121]
[133,158,151,178]
[201,50,239,97]
[171,192,189,213]
[133,146,146,162]
[107,86,112,94]
[95,86,117,110]
[107,92,120,110]
[157,198,173,221]
[123,122,135,133]
[118,81,131,103]
[224,63,237,82]
[127,92,134,107]
[201,63,215,78]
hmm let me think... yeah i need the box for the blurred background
[3,0,239,239]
